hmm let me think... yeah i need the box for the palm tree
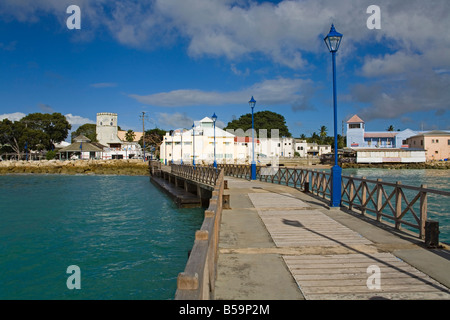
[125,129,136,142]
[387,125,394,131]
[319,126,327,144]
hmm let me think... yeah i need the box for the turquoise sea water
[0,174,203,300]
[342,168,450,244]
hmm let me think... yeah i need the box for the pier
[149,162,450,300]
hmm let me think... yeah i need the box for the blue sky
[1,0,449,141]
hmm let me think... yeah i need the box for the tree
[387,125,395,131]
[0,113,71,158]
[224,110,291,138]
[71,123,97,143]
[139,128,167,158]
[0,119,27,158]
[319,126,328,142]
[21,113,71,150]
[125,129,136,142]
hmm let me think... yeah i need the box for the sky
[0,0,449,141]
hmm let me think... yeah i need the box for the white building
[96,112,143,160]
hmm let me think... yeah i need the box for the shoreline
[0,159,150,176]
[341,162,450,169]
[1,159,449,176]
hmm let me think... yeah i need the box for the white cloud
[129,77,315,109]
[157,112,194,129]
[64,113,95,125]
[0,112,26,121]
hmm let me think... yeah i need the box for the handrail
[171,164,220,186]
[218,164,449,240]
[174,167,224,300]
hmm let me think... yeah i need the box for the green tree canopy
[20,112,71,150]
[71,123,97,143]
[224,110,291,138]
[0,113,71,158]
[125,129,136,142]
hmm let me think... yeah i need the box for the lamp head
[248,96,256,109]
[324,24,343,52]
[212,113,217,122]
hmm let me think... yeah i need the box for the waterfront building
[159,116,331,164]
[406,131,450,161]
[96,112,143,160]
[58,134,104,160]
[346,114,418,148]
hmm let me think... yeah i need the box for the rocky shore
[341,161,450,169]
[0,159,150,175]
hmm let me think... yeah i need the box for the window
[432,139,435,143]
[420,140,423,146]
[448,139,450,145]
[436,139,439,143]
[349,124,361,129]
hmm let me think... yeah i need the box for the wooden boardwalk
[215,177,450,300]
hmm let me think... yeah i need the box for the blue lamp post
[324,24,343,207]
[180,129,183,165]
[212,113,217,168]
[249,96,257,180]
[192,122,196,168]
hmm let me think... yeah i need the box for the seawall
[0,159,150,175]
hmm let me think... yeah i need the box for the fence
[171,163,220,186]
[218,164,450,240]
[174,167,225,300]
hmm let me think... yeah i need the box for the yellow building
[406,130,450,161]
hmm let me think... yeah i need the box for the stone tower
[96,112,122,147]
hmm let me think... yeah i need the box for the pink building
[406,131,450,161]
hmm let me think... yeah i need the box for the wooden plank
[282,253,450,300]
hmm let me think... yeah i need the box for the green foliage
[71,123,97,142]
[125,129,136,142]
[46,150,57,160]
[0,113,71,157]
[224,110,291,138]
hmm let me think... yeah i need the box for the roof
[408,130,450,139]
[364,132,398,138]
[73,134,91,143]
[58,141,104,153]
[234,137,260,143]
[347,114,364,123]
[117,130,144,142]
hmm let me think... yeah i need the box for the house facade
[406,131,450,161]
[346,114,418,149]
[96,112,143,160]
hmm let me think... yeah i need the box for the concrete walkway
[214,177,450,300]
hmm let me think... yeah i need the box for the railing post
[376,178,383,222]
[395,181,402,230]
[361,177,367,215]
[348,175,354,210]
[419,184,428,239]
[304,170,309,193]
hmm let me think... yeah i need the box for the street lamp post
[212,113,217,168]
[170,130,174,164]
[180,129,183,165]
[249,96,257,180]
[192,123,196,168]
[324,24,343,207]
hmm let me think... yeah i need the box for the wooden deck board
[246,192,450,300]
